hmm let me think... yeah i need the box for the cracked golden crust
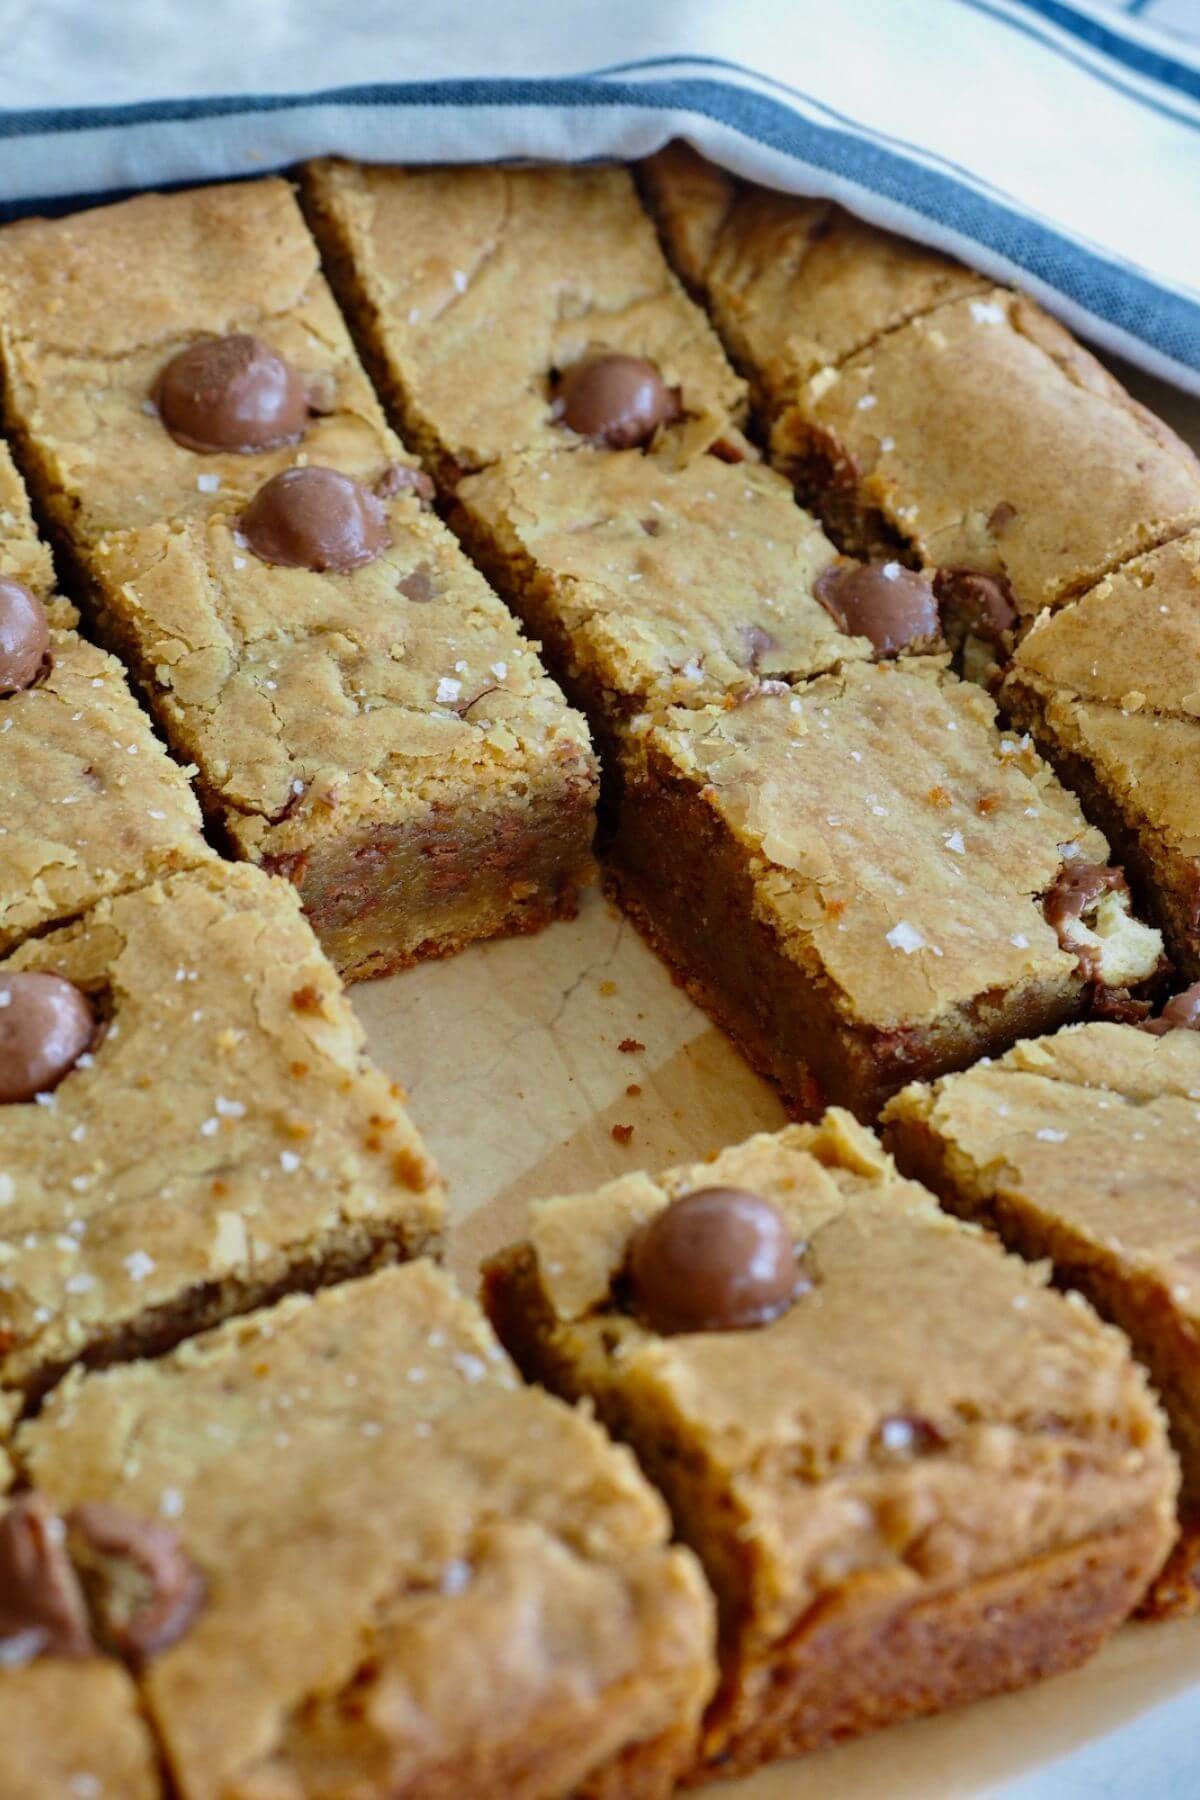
[0,1658,162,1799]
[17,1262,715,1800]
[640,141,986,400]
[784,290,1200,615]
[0,178,410,543]
[637,662,1150,1030]
[88,492,596,850]
[0,864,443,1397]
[302,158,746,482]
[454,446,861,714]
[0,628,213,953]
[485,1115,1176,1768]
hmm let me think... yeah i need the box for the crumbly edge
[1005,674,1200,980]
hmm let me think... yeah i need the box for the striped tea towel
[0,0,1197,392]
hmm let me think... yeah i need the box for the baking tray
[352,361,1200,1797]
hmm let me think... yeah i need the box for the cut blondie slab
[769,290,1200,621]
[0,182,597,975]
[608,661,1162,1119]
[453,446,879,726]
[483,1113,1176,1780]
[16,1262,716,1800]
[0,178,405,545]
[301,157,748,485]
[88,487,597,980]
[0,1659,162,1799]
[0,439,211,953]
[1005,529,1200,978]
[883,1016,1200,1617]
[640,141,987,404]
[640,148,1200,628]
[0,863,442,1402]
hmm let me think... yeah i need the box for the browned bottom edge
[695,1516,1165,1780]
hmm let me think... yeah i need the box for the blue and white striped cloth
[0,0,1197,392]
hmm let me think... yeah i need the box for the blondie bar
[884,1003,1200,1616]
[484,1114,1176,1778]
[0,444,211,953]
[302,158,747,485]
[0,178,406,544]
[16,1262,715,1799]
[452,447,891,728]
[608,661,1162,1118]
[0,863,442,1401]
[641,147,1200,631]
[0,181,597,977]
[1005,529,1200,977]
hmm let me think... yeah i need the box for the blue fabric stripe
[0,74,1194,372]
[1009,0,1200,92]
[952,0,1200,122]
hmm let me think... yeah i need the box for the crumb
[291,984,325,1015]
[289,1060,309,1079]
[598,979,618,997]
[626,1083,642,1098]
[611,1124,635,1146]
[618,1037,645,1054]
[927,785,952,808]
[977,792,1002,815]
[393,1147,434,1191]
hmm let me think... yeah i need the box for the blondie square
[0,443,212,954]
[1005,529,1200,977]
[88,488,597,980]
[884,1017,1200,1616]
[0,1660,161,1799]
[640,142,986,403]
[302,158,748,484]
[453,446,873,726]
[774,290,1200,620]
[0,863,442,1401]
[609,661,1162,1119]
[484,1114,1176,1778]
[16,1262,716,1800]
[0,178,404,544]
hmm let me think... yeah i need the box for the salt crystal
[886,922,926,954]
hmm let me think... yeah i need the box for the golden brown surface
[780,290,1200,616]
[17,1262,716,1800]
[0,1659,162,1799]
[1005,529,1200,975]
[0,178,407,543]
[885,1022,1200,1528]
[484,1114,1176,1776]
[89,488,598,977]
[640,142,986,400]
[302,158,747,482]
[0,442,212,953]
[454,446,865,716]
[607,663,1160,1115]
[0,627,213,954]
[0,863,442,1399]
